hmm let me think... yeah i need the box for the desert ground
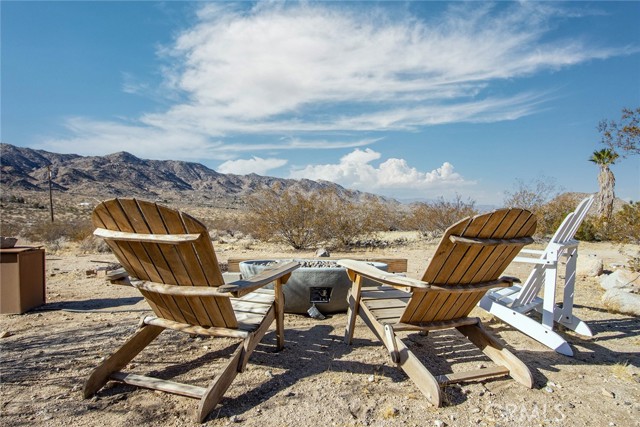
[1,232,639,427]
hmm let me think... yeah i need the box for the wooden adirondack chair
[84,198,299,422]
[478,195,595,356]
[339,208,537,407]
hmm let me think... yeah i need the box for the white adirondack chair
[478,195,595,356]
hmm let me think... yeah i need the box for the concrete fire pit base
[239,259,387,314]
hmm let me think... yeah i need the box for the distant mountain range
[0,143,383,206]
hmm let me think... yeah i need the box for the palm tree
[589,148,619,220]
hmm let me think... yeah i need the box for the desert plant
[407,195,477,238]
[535,193,583,237]
[609,202,640,243]
[589,148,619,221]
[244,185,394,250]
[315,190,384,249]
[503,177,560,213]
[245,185,324,249]
[23,218,94,244]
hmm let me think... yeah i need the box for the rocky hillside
[0,143,379,206]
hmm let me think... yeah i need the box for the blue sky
[2,1,639,205]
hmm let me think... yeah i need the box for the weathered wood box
[0,247,46,314]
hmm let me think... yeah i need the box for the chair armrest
[129,281,233,297]
[427,277,518,293]
[218,261,300,297]
[519,249,545,255]
[94,228,200,244]
[337,259,430,289]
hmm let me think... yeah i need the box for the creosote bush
[407,195,478,238]
[23,218,94,245]
[245,186,388,250]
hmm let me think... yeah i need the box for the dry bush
[535,193,583,237]
[244,186,393,250]
[610,202,640,243]
[503,177,561,213]
[407,195,477,238]
[315,191,386,249]
[79,235,111,253]
[23,218,94,244]
[245,185,324,249]
[574,202,639,243]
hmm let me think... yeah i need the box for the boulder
[578,257,604,277]
[602,288,640,316]
[600,269,640,316]
[600,269,640,292]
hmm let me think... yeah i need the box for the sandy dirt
[1,238,639,427]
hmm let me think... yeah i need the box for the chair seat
[361,286,410,324]
[231,288,276,331]
[485,285,542,313]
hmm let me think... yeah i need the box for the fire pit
[239,259,387,315]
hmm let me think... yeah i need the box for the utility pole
[48,165,54,223]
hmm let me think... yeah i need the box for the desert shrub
[609,202,640,243]
[245,186,392,250]
[407,195,478,238]
[503,177,561,213]
[575,217,599,241]
[315,190,385,249]
[79,235,111,253]
[627,252,640,273]
[23,218,94,244]
[245,185,324,249]
[535,193,583,237]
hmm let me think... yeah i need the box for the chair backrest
[401,208,536,323]
[512,195,594,307]
[92,198,237,328]
[549,195,594,245]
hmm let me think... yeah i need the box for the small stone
[230,415,242,423]
[265,370,274,378]
[601,388,615,398]
[315,248,330,257]
[544,386,554,393]
[434,420,446,427]
[477,364,486,369]
[471,407,481,414]
[368,375,375,382]
[0,331,13,338]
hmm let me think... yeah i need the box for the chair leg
[84,324,164,398]
[197,344,244,423]
[457,323,533,388]
[344,276,363,345]
[274,280,285,351]
[359,303,442,406]
[239,307,275,372]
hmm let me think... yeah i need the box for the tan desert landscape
[1,224,639,427]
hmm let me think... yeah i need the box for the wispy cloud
[40,2,630,169]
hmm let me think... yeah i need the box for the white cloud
[289,148,473,198]
[217,156,287,175]
[38,2,631,160]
